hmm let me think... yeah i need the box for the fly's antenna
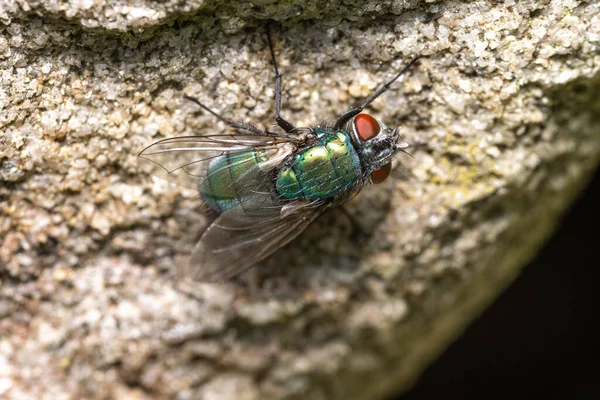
[266,23,296,133]
[334,56,421,128]
[398,145,415,159]
[395,130,415,159]
[183,95,270,136]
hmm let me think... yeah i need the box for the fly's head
[349,113,409,184]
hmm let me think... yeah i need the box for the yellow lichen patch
[425,135,500,208]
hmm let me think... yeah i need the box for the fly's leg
[266,24,295,133]
[334,57,421,128]
[183,95,278,137]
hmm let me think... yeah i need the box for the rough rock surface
[1,0,599,399]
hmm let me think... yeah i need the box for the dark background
[395,167,599,399]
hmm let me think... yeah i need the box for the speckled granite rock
[1,0,599,399]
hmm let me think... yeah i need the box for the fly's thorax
[276,129,361,200]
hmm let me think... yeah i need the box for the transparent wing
[183,197,330,282]
[137,134,294,190]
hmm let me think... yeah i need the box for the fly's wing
[184,198,330,282]
[140,133,325,281]
[137,134,294,191]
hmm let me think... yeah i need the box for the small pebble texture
[1,1,599,399]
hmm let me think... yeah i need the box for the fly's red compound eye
[353,113,380,141]
[371,162,391,184]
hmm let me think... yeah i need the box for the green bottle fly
[139,26,419,281]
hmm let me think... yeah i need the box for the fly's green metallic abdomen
[201,150,267,212]
[276,130,361,200]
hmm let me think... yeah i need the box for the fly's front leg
[334,57,421,128]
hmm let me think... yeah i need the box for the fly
[138,26,419,282]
